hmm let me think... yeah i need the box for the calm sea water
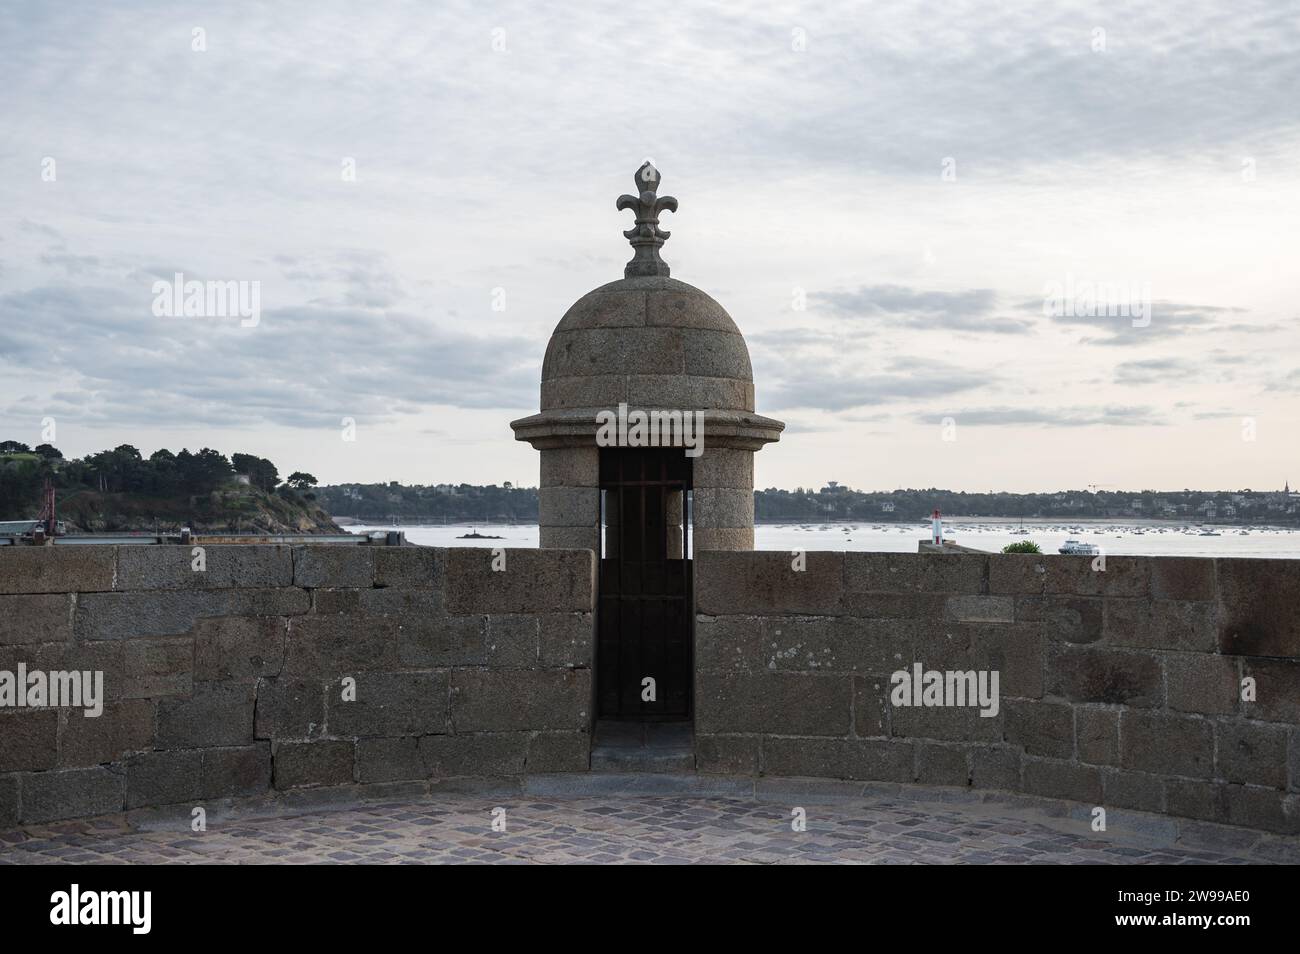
[346,519,1300,559]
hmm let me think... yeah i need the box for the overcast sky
[2,0,1297,493]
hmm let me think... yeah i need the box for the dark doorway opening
[596,447,692,721]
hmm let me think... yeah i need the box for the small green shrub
[1002,540,1041,553]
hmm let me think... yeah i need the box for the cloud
[810,284,1032,334]
[764,356,989,412]
[918,405,1167,427]
[0,280,540,429]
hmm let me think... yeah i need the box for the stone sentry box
[510,163,784,553]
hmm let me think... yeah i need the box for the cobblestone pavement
[0,790,1279,864]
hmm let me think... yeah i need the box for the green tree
[1002,541,1042,553]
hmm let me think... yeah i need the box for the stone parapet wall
[694,551,1300,834]
[0,545,594,826]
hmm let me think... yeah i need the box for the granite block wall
[0,545,594,825]
[694,551,1300,834]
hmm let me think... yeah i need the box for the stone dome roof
[540,276,754,414]
[510,163,782,451]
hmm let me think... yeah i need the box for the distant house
[880,501,896,513]
[233,474,251,486]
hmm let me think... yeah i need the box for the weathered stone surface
[124,749,201,807]
[117,545,292,590]
[1241,659,1300,723]
[373,546,439,588]
[0,775,16,828]
[355,736,424,783]
[0,594,72,645]
[59,700,154,767]
[693,528,754,551]
[695,734,758,775]
[75,591,202,640]
[485,615,539,667]
[841,592,948,620]
[157,683,256,748]
[762,737,913,782]
[539,447,599,488]
[852,675,891,737]
[946,595,1014,623]
[1045,555,1148,597]
[75,588,308,640]
[538,613,593,668]
[21,766,123,822]
[691,447,753,489]
[695,615,764,671]
[526,731,590,773]
[538,486,600,529]
[120,638,193,699]
[539,526,600,551]
[915,742,970,785]
[1120,711,1214,778]
[625,375,754,413]
[444,548,593,615]
[1164,778,1223,822]
[1166,654,1239,716]
[1104,599,1217,652]
[691,488,753,529]
[293,546,375,588]
[283,614,403,676]
[1075,707,1119,765]
[450,669,589,732]
[0,711,58,772]
[1216,721,1288,788]
[1216,558,1300,658]
[1102,769,1164,812]
[697,672,850,736]
[328,671,450,737]
[193,616,285,682]
[201,743,271,798]
[970,746,1020,789]
[397,613,486,669]
[845,552,985,594]
[255,678,324,740]
[1015,596,1102,644]
[696,550,843,616]
[545,326,687,379]
[274,739,355,789]
[312,587,441,616]
[418,733,529,777]
[987,555,1046,595]
[1003,700,1073,759]
[1021,758,1102,803]
[890,701,1003,743]
[760,616,911,673]
[1046,645,1163,707]
[1149,558,1216,601]
[1222,785,1300,834]
[0,547,116,595]
[918,621,1044,699]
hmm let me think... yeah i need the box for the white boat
[1059,539,1100,555]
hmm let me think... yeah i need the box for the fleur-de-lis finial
[617,161,678,278]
